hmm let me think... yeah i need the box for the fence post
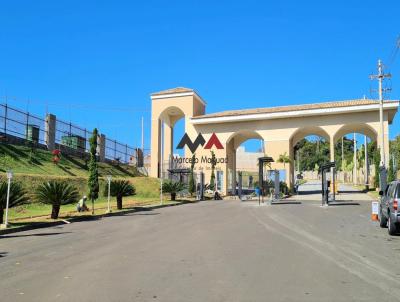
[26,112,29,140]
[97,134,106,162]
[114,140,117,160]
[45,114,56,151]
[125,144,128,164]
[4,104,7,136]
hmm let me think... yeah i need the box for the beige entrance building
[150,87,399,194]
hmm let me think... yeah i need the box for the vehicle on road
[379,181,400,235]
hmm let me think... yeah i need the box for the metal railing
[0,103,148,166]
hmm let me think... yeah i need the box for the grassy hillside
[0,144,163,224]
[0,144,140,177]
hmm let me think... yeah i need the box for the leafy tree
[294,138,329,171]
[209,151,217,191]
[277,152,291,168]
[88,128,99,214]
[373,146,381,189]
[162,180,186,201]
[390,138,400,178]
[104,180,135,210]
[334,137,354,171]
[35,181,79,219]
[388,155,396,182]
[188,153,196,196]
[0,181,29,224]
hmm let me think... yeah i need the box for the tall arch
[225,130,264,195]
[290,126,331,185]
[150,87,206,178]
[290,126,330,146]
[333,123,377,144]
[333,123,378,186]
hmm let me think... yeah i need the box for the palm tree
[0,181,29,224]
[35,181,79,219]
[162,180,186,201]
[107,180,135,210]
[277,152,291,169]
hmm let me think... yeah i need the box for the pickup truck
[379,181,400,235]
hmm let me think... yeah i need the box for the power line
[0,95,150,113]
[387,35,400,68]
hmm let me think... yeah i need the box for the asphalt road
[1,196,400,302]
[297,180,363,194]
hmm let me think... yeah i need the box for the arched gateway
[151,87,399,195]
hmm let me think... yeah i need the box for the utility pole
[297,149,300,174]
[370,59,391,167]
[353,133,357,185]
[141,116,144,151]
[341,137,344,171]
[364,135,369,189]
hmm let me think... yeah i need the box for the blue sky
[1,1,399,153]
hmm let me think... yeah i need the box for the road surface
[1,196,400,301]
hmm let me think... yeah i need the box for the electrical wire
[0,95,150,112]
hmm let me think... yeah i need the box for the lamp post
[4,170,13,228]
[106,175,112,213]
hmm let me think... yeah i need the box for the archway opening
[291,127,331,188]
[226,131,264,195]
[333,124,378,189]
[294,135,330,182]
[158,106,185,177]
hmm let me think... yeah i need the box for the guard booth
[320,162,336,205]
[167,168,191,183]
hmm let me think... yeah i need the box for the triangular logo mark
[176,133,206,153]
[204,133,224,149]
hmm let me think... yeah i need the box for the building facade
[151,87,399,195]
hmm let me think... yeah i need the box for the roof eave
[190,102,400,125]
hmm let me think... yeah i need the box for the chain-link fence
[0,103,148,167]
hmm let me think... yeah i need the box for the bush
[0,181,29,224]
[35,181,79,219]
[162,180,186,201]
[104,180,135,210]
[279,181,289,195]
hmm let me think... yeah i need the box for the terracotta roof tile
[151,87,193,96]
[192,99,399,119]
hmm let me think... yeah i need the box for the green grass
[8,195,165,221]
[6,196,192,229]
[0,143,164,225]
[0,144,140,177]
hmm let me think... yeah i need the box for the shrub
[104,180,135,210]
[162,180,186,201]
[0,181,29,224]
[35,181,79,219]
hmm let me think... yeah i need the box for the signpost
[1,170,13,229]
[106,175,112,213]
[371,201,379,221]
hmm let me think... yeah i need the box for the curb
[0,201,195,236]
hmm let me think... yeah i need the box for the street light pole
[4,170,13,228]
[106,175,112,213]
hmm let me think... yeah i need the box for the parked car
[379,181,400,235]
